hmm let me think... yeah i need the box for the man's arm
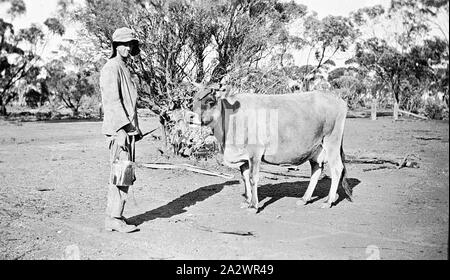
[100,64,130,134]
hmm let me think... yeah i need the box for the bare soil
[0,114,448,260]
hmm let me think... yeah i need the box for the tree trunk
[371,97,377,121]
[304,79,310,92]
[161,123,168,149]
[0,102,6,116]
[195,50,205,83]
[98,102,103,119]
[196,64,205,83]
[393,99,399,121]
[72,107,79,117]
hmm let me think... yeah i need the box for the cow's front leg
[239,161,252,208]
[247,157,262,213]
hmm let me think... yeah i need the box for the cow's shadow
[127,180,240,226]
[127,177,360,225]
[256,177,361,212]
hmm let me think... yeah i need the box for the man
[100,27,142,233]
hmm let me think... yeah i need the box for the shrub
[423,99,446,120]
[167,109,218,159]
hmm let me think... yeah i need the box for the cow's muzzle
[187,112,202,127]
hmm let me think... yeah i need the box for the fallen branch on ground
[140,162,234,179]
[362,166,395,172]
[347,110,429,120]
[345,156,398,165]
[346,111,398,118]
[414,136,443,141]
[346,154,420,169]
[398,110,429,120]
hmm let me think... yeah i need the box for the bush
[423,99,446,120]
[335,88,366,109]
[167,109,218,159]
[24,88,48,108]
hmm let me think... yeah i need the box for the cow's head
[191,82,229,127]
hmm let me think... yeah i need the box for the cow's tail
[340,140,353,202]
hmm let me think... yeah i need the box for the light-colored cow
[192,84,353,211]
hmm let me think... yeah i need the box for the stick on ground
[140,163,234,179]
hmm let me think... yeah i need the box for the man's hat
[110,27,140,57]
[112,27,138,43]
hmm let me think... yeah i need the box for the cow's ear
[215,84,230,100]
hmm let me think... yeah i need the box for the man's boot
[105,217,138,233]
[105,184,137,233]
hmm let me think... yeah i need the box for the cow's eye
[206,99,216,106]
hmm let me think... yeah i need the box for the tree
[328,67,368,109]
[297,14,358,91]
[270,3,308,68]
[349,1,449,120]
[73,0,307,123]
[353,38,409,119]
[352,35,448,119]
[43,60,96,116]
[390,0,449,47]
[0,0,65,115]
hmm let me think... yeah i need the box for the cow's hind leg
[297,160,323,206]
[321,144,343,209]
[240,161,252,208]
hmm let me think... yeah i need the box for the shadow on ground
[257,177,361,212]
[128,176,360,225]
[128,180,240,226]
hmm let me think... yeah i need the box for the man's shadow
[257,177,361,212]
[127,180,240,226]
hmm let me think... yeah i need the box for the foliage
[351,34,447,112]
[0,0,65,115]
[168,109,217,158]
[42,59,96,116]
[297,14,358,90]
[72,0,309,155]
[349,0,449,116]
[423,98,448,119]
[328,68,368,108]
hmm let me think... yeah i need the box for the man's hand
[116,129,129,150]
[135,128,144,142]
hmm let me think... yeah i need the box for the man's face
[117,42,132,58]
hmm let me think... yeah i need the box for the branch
[398,109,429,120]
[60,94,74,109]
[1,60,28,96]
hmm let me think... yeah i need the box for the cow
[191,83,353,212]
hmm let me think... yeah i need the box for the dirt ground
[0,113,448,260]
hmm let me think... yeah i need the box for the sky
[296,0,390,18]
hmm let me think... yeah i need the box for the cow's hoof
[296,197,309,206]
[240,201,250,209]
[246,207,258,214]
[320,202,332,209]
[323,194,339,204]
